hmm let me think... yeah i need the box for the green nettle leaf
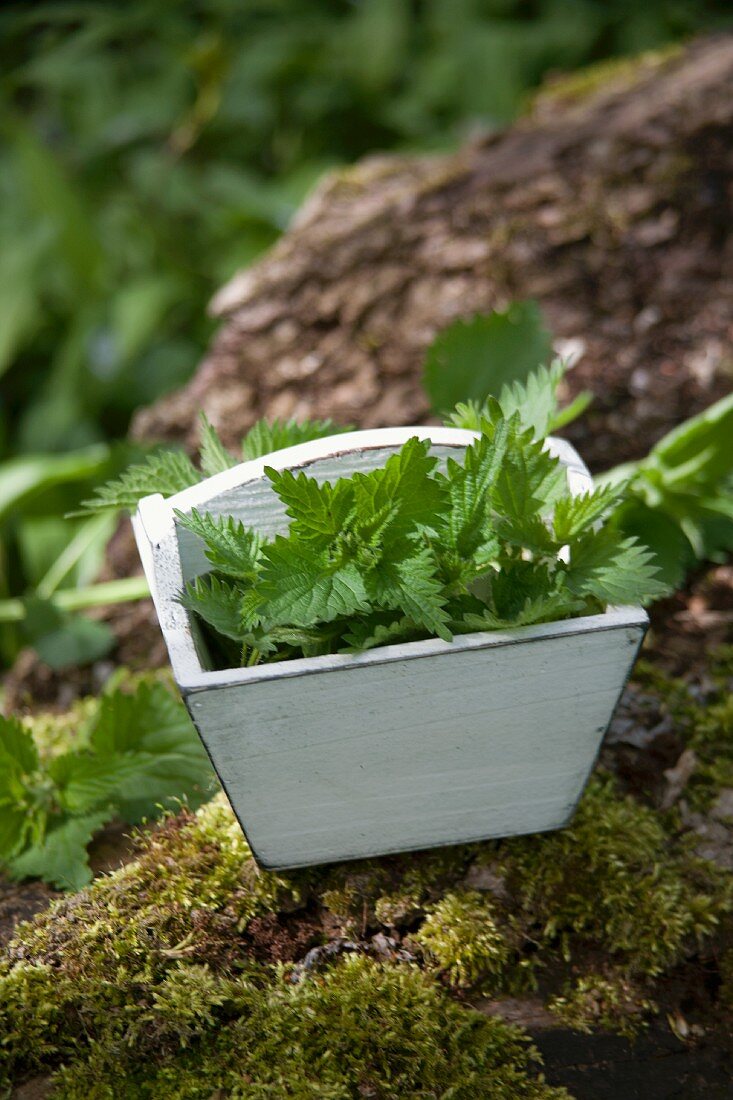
[440,424,509,559]
[242,418,350,461]
[424,301,553,413]
[0,715,42,859]
[1,682,216,890]
[365,548,452,641]
[445,357,591,438]
[553,484,625,544]
[497,360,565,439]
[259,539,370,626]
[566,528,668,605]
[265,468,355,548]
[180,574,246,641]
[610,502,694,589]
[351,436,445,549]
[199,415,237,477]
[0,713,40,779]
[490,425,566,525]
[176,509,263,580]
[342,614,419,653]
[80,449,199,513]
[8,811,109,892]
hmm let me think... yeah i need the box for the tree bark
[134,36,733,474]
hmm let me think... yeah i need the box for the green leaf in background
[199,414,237,477]
[0,446,110,521]
[8,811,110,892]
[600,391,733,583]
[649,392,733,487]
[1,680,216,889]
[87,680,215,822]
[0,715,40,858]
[609,502,693,590]
[78,449,199,513]
[423,302,553,414]
[20,596,114,670]
[241,418,350,461]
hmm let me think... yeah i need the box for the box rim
[180,605,648,694]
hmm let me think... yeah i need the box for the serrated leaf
[8,811,108,891]
[610,502,693,589]
[365,548,452,641]
[80,449,199,513]
[0,713,40,781]
[265,468,354,548]
[457,588,585,631]
[494,514,559,556]
[553,483,625,543]
[497,360,565,439]
[175,508,263,580]
[179,574,246,641]
[342,615,418,652]
[199,414,237,476]
[566,528,669,605]
[0,805,30,862]
[242,418,350,461]
[86,681,214,820]
[441,423,509,558]
[90,681,188,755]
[479,561,584,624]
[351,436,445,549]
[424,302,552,413]
[490,426,565,523]
[259,538,370,626]
[0,716,43,860]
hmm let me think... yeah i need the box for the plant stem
[0,577,150,623]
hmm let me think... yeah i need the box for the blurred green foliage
[0,0,730,668]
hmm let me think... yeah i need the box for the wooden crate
[133,427,647,868]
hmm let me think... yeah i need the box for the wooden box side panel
[186,623,643,868]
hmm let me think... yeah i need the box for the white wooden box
[132,428,647,869]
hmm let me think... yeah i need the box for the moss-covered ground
[2,647,733,1097]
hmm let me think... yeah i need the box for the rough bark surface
[134,36,733,474]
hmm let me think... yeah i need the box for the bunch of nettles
[174,392,665,669]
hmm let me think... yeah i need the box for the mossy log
[134,36,733,475]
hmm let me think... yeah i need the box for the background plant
[0,677,215,889]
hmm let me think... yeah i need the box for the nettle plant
[86,364,666,670]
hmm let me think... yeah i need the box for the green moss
[0,796,302,1089]
[500,777,726,977]
[530,45,682,112]
[548,972,655,1039]
[635,650,733,811]
[414,890,514,990]
[49,956,568,1100]
[3,675,732,1094]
